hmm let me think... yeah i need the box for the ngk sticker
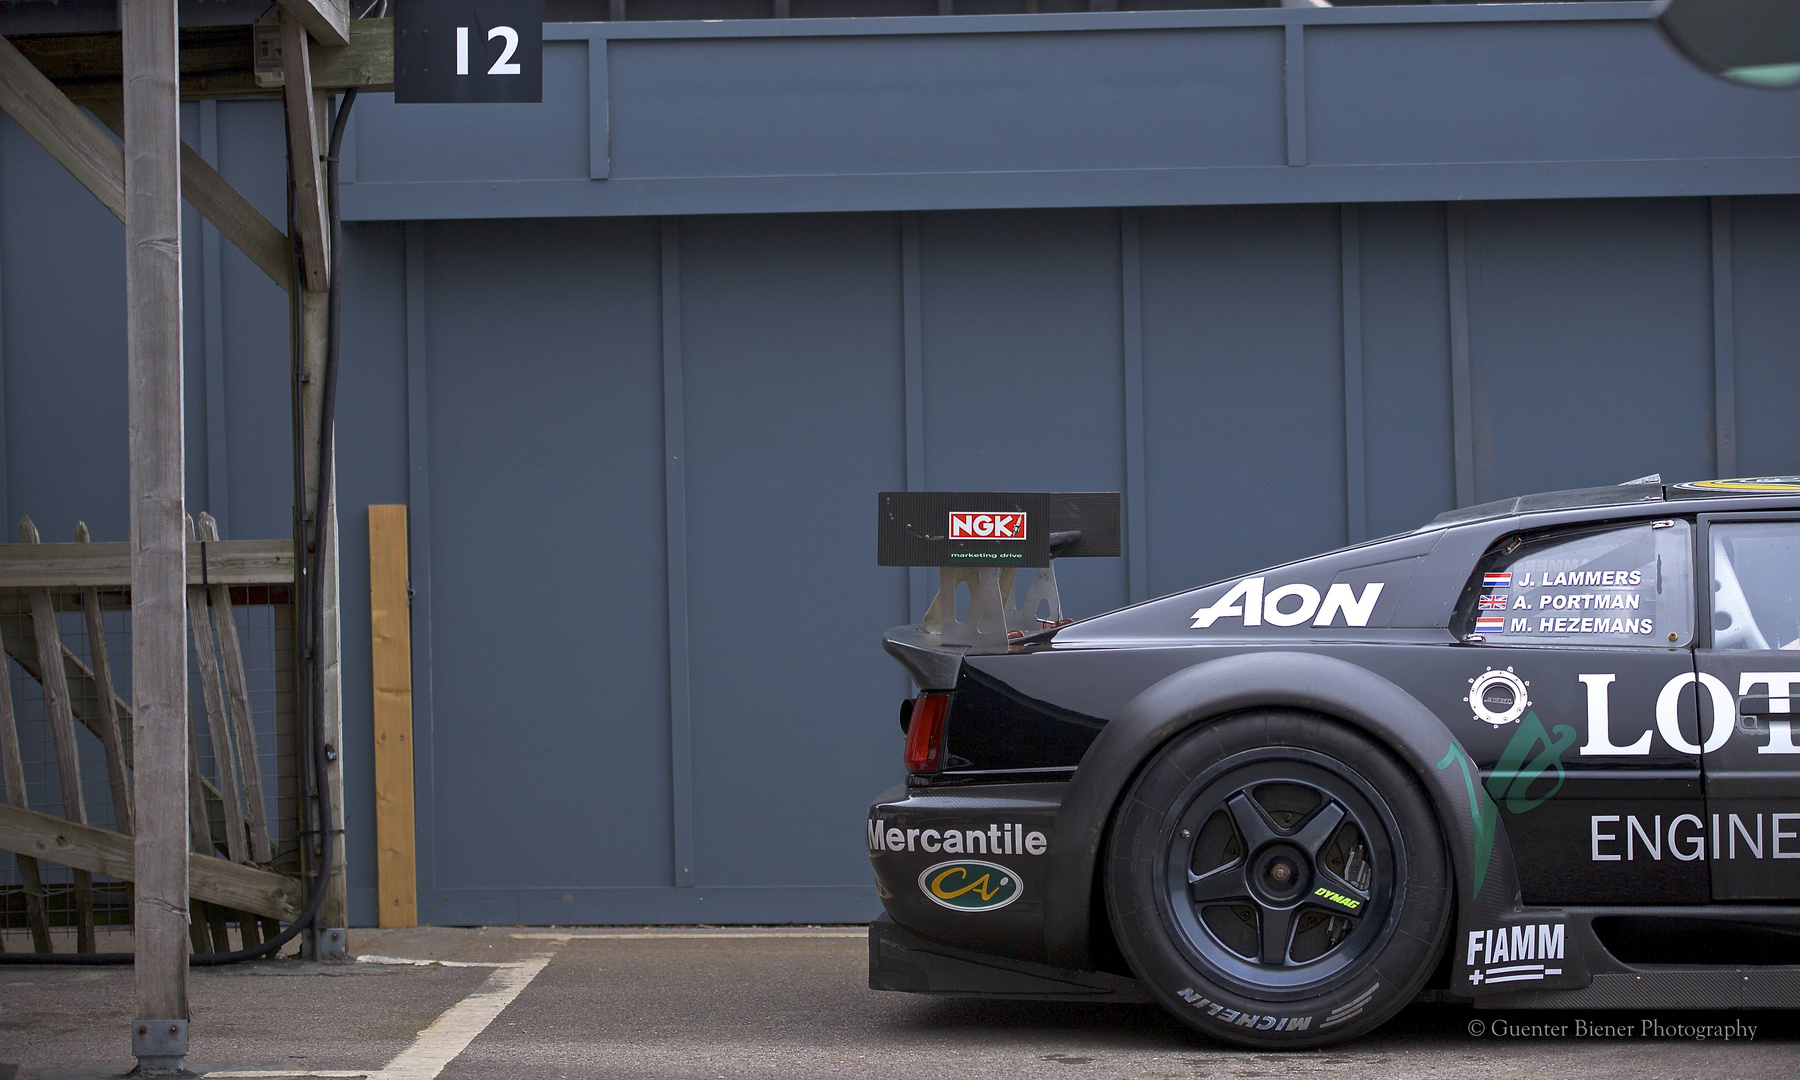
[949,512,1027,540]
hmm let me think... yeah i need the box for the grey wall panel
[609,28,1284,180]
[336,224,413,928]
[1358,203,1455,538]
[1306,21,1799,167]
[351,42,592,184]
[214,100,294,543]
[1463,199,1714,503]
[417,219,672,918]
[677,213,906,894]
[1730,197,1800,479]
[0,118,129,540]
[919,209,1129,618]
[1139,204,1347,600]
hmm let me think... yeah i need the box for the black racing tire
[1105,710,1450,1049]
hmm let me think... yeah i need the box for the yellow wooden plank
[369,505,417,928]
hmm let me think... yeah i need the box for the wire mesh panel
[0,583,299,952]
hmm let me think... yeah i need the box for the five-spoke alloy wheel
[1106,711,1449,1048]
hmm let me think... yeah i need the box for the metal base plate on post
[301,926,348,961]
[130,1018,190,1075]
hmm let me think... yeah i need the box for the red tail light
[904,693,950,773]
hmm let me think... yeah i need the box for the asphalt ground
[3,926,1798,1079]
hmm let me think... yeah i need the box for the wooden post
[285,19,346,950]
[18,517,94,953]
[0,652,53,952]
[368,505,416,927]
[124,0,190,1065]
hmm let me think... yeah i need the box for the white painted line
[355,954,503,968]
[203,1065,369,1072]
[509,930,866,940]
[374,954,555,1080]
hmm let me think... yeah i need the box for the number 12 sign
[396,0,543,104]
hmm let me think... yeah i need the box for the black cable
[1,90,360,967]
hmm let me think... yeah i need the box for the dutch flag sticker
[1483,573,1512,588]
[1476,616,1506,632]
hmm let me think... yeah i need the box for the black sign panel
[395,0,543,104]
[878,492,1120,567]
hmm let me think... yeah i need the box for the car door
[1442,517,1705,904]
[1696,514,1800,899]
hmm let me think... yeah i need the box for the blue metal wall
[3,4,1799,925]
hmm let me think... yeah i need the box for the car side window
[1459,520,1693,647]
[1710,522,1800,650]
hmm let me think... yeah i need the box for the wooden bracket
[277,0,351,49]
[280,12,331,295]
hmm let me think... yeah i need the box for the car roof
[1425,481,1665,530]
[1425,475,1800,532]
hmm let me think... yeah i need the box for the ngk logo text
[949,512,1026,540]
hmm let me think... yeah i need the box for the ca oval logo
[918,860,1022,912]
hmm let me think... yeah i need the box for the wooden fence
[0,513,304,954]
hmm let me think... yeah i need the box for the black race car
[867,478,1800,1047]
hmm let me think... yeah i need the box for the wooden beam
[199,514,274,864]
[0,538,295,588]
[369,505,417,928]
[278,0,351,49]
[310,18,396,93]
[76,522,134,837]
[187,517,249,865]
[13,20,395,100]
[0,35,293,294]
[281,12,330,294]
[0,31,125,219]
[86,100,293,294]
[0,802,302,922]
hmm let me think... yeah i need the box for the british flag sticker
[1479,594,1508,611]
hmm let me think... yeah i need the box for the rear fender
[1043,650,1524,984]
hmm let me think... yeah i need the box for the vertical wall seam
[1340,204,1366,544]
[200,100,230,535]
[1446,202,1475,508]
[1120,208,1148,605]
[403,221,435,915]
[901,211,928,624]
[0,136,9,531]
[1284,24,1307,168]
[588,38,610,180]
[1710,195,1737,480]
[661,217,696,888]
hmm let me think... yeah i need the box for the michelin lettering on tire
[918,860,1022,912]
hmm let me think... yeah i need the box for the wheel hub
[1250,844,1310,905]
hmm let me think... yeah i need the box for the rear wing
[878,492,1121,675]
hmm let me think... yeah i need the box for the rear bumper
[868,780,1066,962]
[869,913,1150,1002]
